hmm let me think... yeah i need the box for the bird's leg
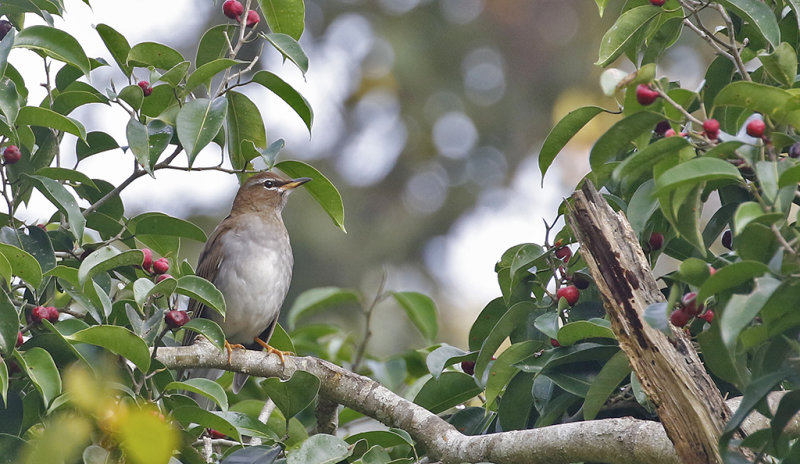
[224,340,247,364]
[253,338,292,365]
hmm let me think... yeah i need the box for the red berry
[153,258,169,275]
[681,292,704,316]
[222,0,244,20]
[721,229,732,250]
[550,338,560,347]
[664,128,677,137]
[635,84,659,106]
[155,273,173,283]
[746,119,766,138]
[31,306,50,324]
[207,428,226,439]
[141,248,153,273]
[650,0,666,5]
[554,246,572,263]
[3,145,21,164]
[648,232,664,251]
[165,310,190,329]
[556,285,580,306]
[670,308,690,327]
[137,80,152,97]
[16,331,23,347]
[708,266,716,276]
[245,10,260,27]
[460,360,475,375]
[703,119,720,139]
[699,310,714,323]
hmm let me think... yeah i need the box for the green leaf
[413,372,481,414]
[497,372,535,432]
[539,106,606,183]
[474,301,534,385]
[426,344,470,379]
[758,42,796,87]
[0,79,21,124]
[613,135,690,183]
[23,174,85,241]
[0,360,7,407]
[181,318,225,352]
[128,119,173,174]
[95,23,131,76]
[0,292,17,356]
[264,33,308,76]
[165,378,229,411]
[627,180,658,237]
[16,106,86,140]
[596,5,662,67]
[126,42,184,70]
[719,276,780,348]
[78,247,143,287]
[131,212,206,242]
[176,275,226,318]
[67,325,151,372]
[589,111,664,171]
[186,58,239,93]
[258,0,305,40]
[287,435,352,464]
[52,90,108,115]
[697,260,770,302]
[286,286,359,329]
[14,347,61,407]
[225,91,267,171]
[14,25,90,77]
[468,298,507,352]
[344,430,413,448]
[267,322,294,353]
[75,131,119,162]
[0,27,16,82]
[176,97,228,166]
[251,71,313,133]
[654,157,742,194]
[117,409,179,464]
[261,371,320,420]
[35,167,96,190]
[172,406,241,442]
[582,350,631,420]
[0,251,11,285]
[484,341,540,407]
[719,0,780,50]
[0,242,42,287]
[275,160,346,232]
[392,291,437,342]
[158,61,190,87]
[196,25,235,69]
[556,319,615,346]
[723,369,792,436]
[713,81,796,125]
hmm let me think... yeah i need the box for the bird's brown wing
[182,217,230,346]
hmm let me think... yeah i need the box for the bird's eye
[263,180,276,189]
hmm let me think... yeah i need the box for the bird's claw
[253,337,292,366]
[224,340,247,364]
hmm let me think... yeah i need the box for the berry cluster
[669,291,714,327]
[140,248,172,282]
[31,305,59,324]
[222,0,260,27]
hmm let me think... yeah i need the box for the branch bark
[154,341,797,464]
[566,181,744,463]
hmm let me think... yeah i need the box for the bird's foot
[224,340,247,364]
[253,338,292,365]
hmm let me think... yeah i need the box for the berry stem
[652,86,703,126]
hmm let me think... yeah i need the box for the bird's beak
[280,177,312,191]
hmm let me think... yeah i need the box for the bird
[183,170,310,394]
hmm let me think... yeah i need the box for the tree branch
[154,340,798,464]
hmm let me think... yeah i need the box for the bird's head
[231,171,311,214]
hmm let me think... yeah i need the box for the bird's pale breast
[208,214,293,343]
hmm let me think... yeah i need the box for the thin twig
[351,273,388,372]
[653,86,704,126]
[771,224,796,256]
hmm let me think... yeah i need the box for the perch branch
[154,341,798,464]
